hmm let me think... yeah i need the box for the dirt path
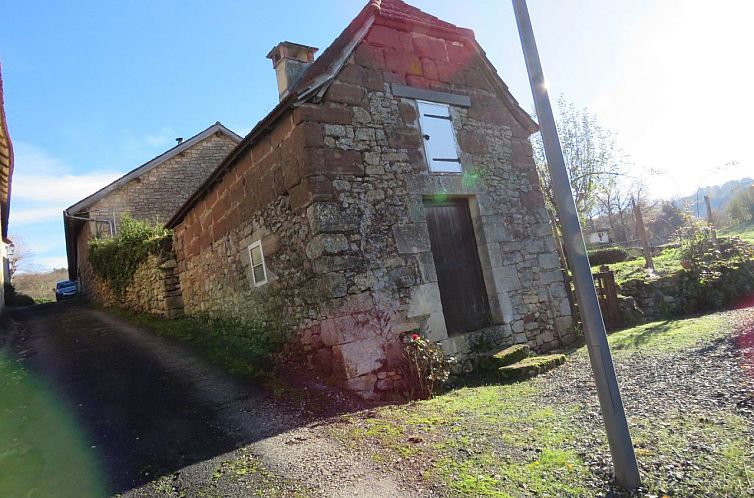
[1,302,413,497]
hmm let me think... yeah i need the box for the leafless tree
[8,235,33,277]
[531,95,628,223]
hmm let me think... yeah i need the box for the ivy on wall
[88,215,172,295]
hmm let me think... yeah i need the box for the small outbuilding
[166,0,574,398]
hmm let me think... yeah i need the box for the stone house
[166,0,574,399]
[64,122,241,301]
[0,66,15,306]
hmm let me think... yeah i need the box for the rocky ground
[536,308,754,496]
[325,307,754,497]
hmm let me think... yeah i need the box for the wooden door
[424,199,491,335]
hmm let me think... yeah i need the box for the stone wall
[78,223,184,318]
[86,132,238,231]
[172,20,573,399]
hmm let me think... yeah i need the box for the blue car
[55,280,78,301]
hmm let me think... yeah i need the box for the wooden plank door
[424,199,491,335]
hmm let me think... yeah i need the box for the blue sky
[2,0,752,271]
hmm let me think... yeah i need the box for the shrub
[727,186,754,224]
[672,216,754,314]
[675,216,754,271]
[89,215,172,295]
[401,332,449,399]
[588,247,629,266]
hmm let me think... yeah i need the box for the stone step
[498,354,567,381]
[478,344,530,370]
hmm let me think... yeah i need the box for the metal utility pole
[632,198,655,271]
[511,0,641,489]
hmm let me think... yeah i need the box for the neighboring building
[0,66,14,306]
[166,0,574,399]
[587,228,611,246]
[64,122,241,297]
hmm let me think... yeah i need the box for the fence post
[632,198,655,271]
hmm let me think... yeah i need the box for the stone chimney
[266,41,318,100]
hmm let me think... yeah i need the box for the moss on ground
[336,383,592,497]
[329,311,754,497]
[207,449,312,497]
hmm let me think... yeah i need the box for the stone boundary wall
[619,261,754,320]
[83,242,184,319]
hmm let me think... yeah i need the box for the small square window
[417,101,462,173]
[248,240,268,287]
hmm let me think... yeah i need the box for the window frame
[416,100,463,174]
[248,240,268,287]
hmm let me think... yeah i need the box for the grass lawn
[328,311,754,497]
[720,221,754,244]
[591,246,682,285]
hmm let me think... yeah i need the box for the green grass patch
[720,221,754,244]
[335,383,592,497]
[592,246,682,285]
[330,312,753,496]
[110,310,281,381]
[604,313,730,353]
[0,351,106,497]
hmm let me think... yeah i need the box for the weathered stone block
[492,265,521,293]
[326,81,365,105]
[416,251,438,284]
[346,373,378,397]
[321,314,370,346]
[292,102,352,125]
[334,339,386,378]
[307,202,359,233]
[313,255,360,273]
[384,49,423,76]
[305,234,350,259]
[392,223,431,254]
[407,282,443,318]
[538,252,560,270]
[366,25,403,49]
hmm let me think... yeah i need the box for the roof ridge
[66,122,240,214]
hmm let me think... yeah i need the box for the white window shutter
[417,101,462,173]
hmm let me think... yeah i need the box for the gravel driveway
[532,307,754,495]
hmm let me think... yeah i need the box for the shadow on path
[0,302,392,497]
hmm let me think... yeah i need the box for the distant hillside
[675,177,754,218]
[13,268,68,303]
